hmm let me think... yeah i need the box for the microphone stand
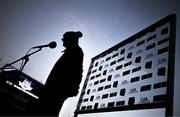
[0,48,42,72]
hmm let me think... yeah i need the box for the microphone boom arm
[0,48,42,72]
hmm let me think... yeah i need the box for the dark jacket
[32,46,83,116]
[45,46,84,97]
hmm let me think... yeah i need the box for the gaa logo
[139,97,150,104]
[105,64,109,68]
[100,103,106,108]
[128,46,134,51]
[89,83,92,86]
[157,58,167,65]
[115,74,120,78]
[136,49,143,54]
[96,96,101,100]
[92,89,96,93]
[109,68,114,73]
[146,53,154,59]
[128,88,138,94]
[121,80,128,85]
[100,60,104,64]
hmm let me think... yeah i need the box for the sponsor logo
[89,83,92,86]
[92,89,96,93]
[128,88,138,94]
[100,103,106,108]
[138,97,150,104]
[128,46,134,51]
[109,68,114,73]
[100,60,104,64]
[136,49,143,54]
[115,74,120,78]
[157,58,167,65]
[121,80,128,85]
[105,64,109,68]
[146,53,155,59]
[96,96,101,100]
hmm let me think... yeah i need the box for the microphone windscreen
[49,41,57,49]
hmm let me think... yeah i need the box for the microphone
[32,41,57,49]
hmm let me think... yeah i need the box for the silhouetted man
[37,31,84,116]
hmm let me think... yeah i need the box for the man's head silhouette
[62,31,83,48]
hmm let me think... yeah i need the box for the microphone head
[49,41,57,49]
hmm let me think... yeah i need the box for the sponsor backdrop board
[75,14,176,116]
